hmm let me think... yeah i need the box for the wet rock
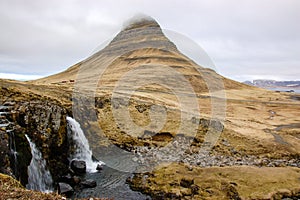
[96,164,103,171]
[59,174,81,186]
[70,160,86,174]
[80,179,97,188]
[58,182,74,197]
[59,174,73,184]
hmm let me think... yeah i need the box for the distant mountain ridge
[244,79,300,88]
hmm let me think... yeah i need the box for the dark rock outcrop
[80,179,97,188]
[59,174,73,185]
[15,101,70,184]
[59,174,82,186]
[0,86,71,186]
[70,160,86,174]
[58,182,74,197]
[96,164,103,171]
[0,129,11,175]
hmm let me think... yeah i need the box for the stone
[58,182,74,197]
[96,164,103,171]
[70,160,86,174]
[59,174,73,184]
[80,179,97,188]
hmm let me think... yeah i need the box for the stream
[67,116,150,199]
[73,166,150,199]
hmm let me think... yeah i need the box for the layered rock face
[0,127,10,175]
[0,86,70,185]
[102,17,178,55]
[34,17,178,84]
[33,16,246,94]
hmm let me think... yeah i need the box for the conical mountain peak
[104,15,178,55]
[33,16,247,94]
[122,15,160,31]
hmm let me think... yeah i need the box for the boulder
[58,182,74,197]
[59,174,73,184]
[59,174,81,186]
[80,179,97,188]
[96,164,103,171]
[70,160,86,174]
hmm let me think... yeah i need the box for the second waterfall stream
[25,134,53,192]
[67,116,104,172]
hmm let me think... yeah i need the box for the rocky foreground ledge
[0,173,63,200]
[0,173,111,200]
[128,163,300,200]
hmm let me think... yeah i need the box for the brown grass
[130,163,300,200]
[0,173,63,200]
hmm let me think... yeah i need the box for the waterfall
[25,135,53,192]
[8,130,19,178]
[66,117,104,173]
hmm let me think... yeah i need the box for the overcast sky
[0,0,299,81]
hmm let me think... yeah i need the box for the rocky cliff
[0,82,71,185]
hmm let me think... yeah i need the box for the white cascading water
[8,130,19,178]
[25,135,53,192]
[66,117,104,172]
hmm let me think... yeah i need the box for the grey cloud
[0,0,299,81]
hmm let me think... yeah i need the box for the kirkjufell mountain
[0,16,300,199]
[33,16,246,94]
